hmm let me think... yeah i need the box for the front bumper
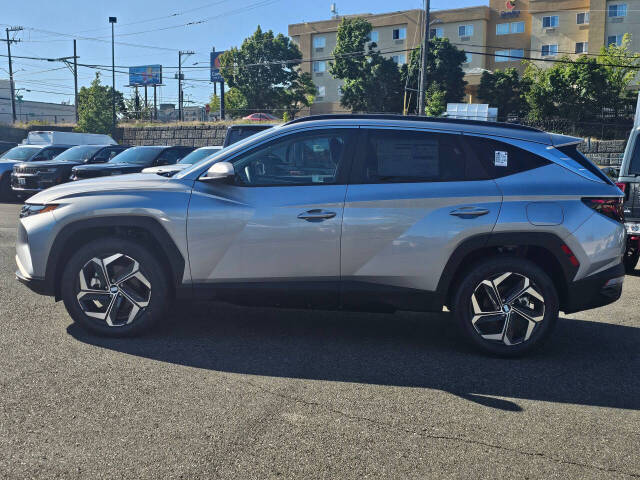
[563,263,625,314]
[15,269,52,296]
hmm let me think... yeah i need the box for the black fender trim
[436,231,579,305]
[45,216,186,297]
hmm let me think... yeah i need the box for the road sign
[210,51,226,82]
[129,65,162,86]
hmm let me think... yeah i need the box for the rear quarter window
[464,136,550,178]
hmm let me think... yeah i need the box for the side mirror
[201,161,234,181]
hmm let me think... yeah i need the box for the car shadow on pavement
[68,301,640,412]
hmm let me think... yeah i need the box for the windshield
[226,126,273,146]
[108,147,161,165]
[0,146,42,161]
[52,145,102,162]
[175,126,280,179]
[178,148,221,165]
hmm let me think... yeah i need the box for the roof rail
[285,113,542,132]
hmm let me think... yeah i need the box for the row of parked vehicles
[0,125,273,201]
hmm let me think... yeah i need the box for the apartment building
[289,0,640,113]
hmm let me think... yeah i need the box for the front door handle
[297,209,337,222]
[450,207,490,219]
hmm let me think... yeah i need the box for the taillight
[582,197,625,223]
[615,182,629,200]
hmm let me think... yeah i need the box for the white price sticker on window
[494,151,508,167]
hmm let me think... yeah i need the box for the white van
[23,131,117,146]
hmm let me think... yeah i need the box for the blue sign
[210,51,226,82]
[128,65,162,86]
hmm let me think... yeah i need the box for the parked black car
[222,124,275,147]
[11,144,129,196]
[0,145,73,200]
[70,145,195,180]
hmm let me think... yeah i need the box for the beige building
[290,0,640,114]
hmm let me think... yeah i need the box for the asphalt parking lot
[0,201,638,479]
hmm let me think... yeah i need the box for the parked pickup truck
[616,93,640,273]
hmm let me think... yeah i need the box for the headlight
[19,204,58,218]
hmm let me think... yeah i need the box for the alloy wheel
[76,254,151,327]
[470,272,545,346]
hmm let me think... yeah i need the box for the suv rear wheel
[452,257,559,356]
[61,237,170,336]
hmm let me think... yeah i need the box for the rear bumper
[563,263,625,314]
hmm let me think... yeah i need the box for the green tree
[76,73,125,133]
[424,84,447,116]
[209,93,221,115]
[219,26,315,116]
[329,17,403,113]
[222,88,248,118]
[123,88,152,121]
[597,34,640,116]
[477,68,529,119]
[402,38,468,113]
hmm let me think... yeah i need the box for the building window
[511,21,525,33]
[576,12,590,25]
[392,27,406,40]
[541,44,559,56]
[313,36,326,49]
[542,15,559,28]
[608,34,624,46]
[368,30,379,43]
[608,4,627,17]
[464,52,473,63]
[496,23,509,35]
[430,27,443,38]
[313,61,326,73]
[316,86,326,98]
[495,49,523,62]
[575,42,588,53]
[497,21,524,35]
[392,54,407,65]
[458,24,474,37]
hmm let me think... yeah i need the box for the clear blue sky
[1,0,486,108]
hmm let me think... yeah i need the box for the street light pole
[109,17,117,131]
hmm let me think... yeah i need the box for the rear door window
[350,129,488,183]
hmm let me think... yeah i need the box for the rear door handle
[450,207,490,219]
[297,209,337,222]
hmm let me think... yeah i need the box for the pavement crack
[234,376,639,479]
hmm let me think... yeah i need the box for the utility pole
[418,0,430,116]
[4,26,23,124]
[73,39,78,123]
[109,17,117,131]
[177,50,194,122]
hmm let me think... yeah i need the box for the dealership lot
[0,201,638,479]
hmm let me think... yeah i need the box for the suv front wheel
[452,257,559,356]
[61,237,170,336]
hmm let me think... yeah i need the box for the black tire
[452,256,559,357]
[61,237,171,337]
[0,174,17,202]
[623,248,639,274]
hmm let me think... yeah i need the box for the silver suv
[15,115,626,356]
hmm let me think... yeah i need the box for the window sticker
[495,151,508,167]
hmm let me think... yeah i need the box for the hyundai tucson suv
[70,145,194,180]
[15,115,625,356]
[1,145,72,200]
[11,144,129,196]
